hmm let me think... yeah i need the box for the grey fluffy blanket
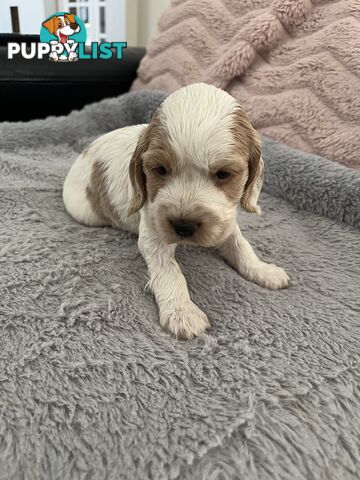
[1,91,359,480]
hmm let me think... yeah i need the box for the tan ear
[128,111,165,216]
[65,13,77,24]
[42,16,59,34]
[127,132,148,216]
[232,107,264,214]
[240,135,264,215]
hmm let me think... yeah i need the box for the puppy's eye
[154,166,167,176]
[216,170,231,180]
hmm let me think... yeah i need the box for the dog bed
[0,91,359,480]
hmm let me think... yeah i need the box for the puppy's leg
[138,217,210,340]
[219,225,289,290]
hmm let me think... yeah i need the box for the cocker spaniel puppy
[63,83,289,339]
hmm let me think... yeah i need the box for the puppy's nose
[70,23,78,29]
[172,220,198,237]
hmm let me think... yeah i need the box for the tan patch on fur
[210,162,248,206]
[128,110,176,215]
[231,107,263,213]
[215,176,246,205]
[86,160,118,225]
[143,145,177,202]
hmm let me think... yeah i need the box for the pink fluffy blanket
[132,0,360,169]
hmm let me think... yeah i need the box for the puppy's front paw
[160,302,210,340]
[251,263,289,290]
[68,52,78,62]
[49,52,59,62]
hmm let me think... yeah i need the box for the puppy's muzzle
[171,219,198,238]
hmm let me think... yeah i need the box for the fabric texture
[0,91,360,480]
[132,0,360,169]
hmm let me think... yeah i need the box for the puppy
[42,14,80,62]
[63,83,289,339]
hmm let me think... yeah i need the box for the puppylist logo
[8,12,127,62]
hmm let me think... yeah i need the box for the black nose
[172,220,197,237]
[70,23,78,30]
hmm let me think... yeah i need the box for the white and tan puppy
[63,83,289,339]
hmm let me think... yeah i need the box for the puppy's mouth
[177,237,216,247]
[163,235,212,248]
[59,33,68,44]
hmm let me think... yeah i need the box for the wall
[44,0,58,18]
[0,0,45,34]
[0,0,170,46]
[106,0,126,42]
[126,0,139,47]
[137,0,171,47]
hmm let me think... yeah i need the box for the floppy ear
[42,16,59,35]
[240,132,264,215]
[232,107,264,214]
[128,110,164,216]
[128,132,148,216]
[65,13,77,24]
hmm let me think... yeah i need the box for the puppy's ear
[128,134,148,216]
[232,108,264,214]
[65,13,77,24]
[128,111,162,216]
[42,16,59,34]
[241,135,264,214]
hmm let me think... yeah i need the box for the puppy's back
[63,124,146,232]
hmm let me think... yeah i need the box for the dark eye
[216,170,231,180]
[154,166,167,176]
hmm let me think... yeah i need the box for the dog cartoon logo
[8,14,127,62]
[40,12,86,62]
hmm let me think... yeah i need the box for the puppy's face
[42,14,80,39]
[129,84,263,247]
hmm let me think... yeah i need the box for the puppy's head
[128,83,263,247]
[42,14,80,37]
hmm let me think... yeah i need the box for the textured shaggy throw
[1,91,360,480]
[132,0,360,169]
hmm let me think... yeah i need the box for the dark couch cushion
[0,34,145,122]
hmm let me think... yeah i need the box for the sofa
[0,34,145,122]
